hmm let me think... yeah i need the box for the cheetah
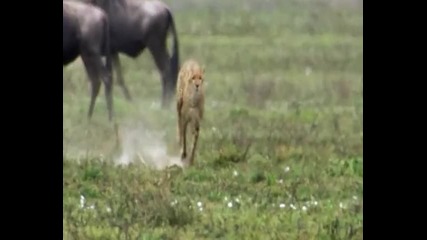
[176,59,205,166]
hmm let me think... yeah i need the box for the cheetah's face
[190,72,204,91]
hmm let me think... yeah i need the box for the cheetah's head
[190,67,204,91]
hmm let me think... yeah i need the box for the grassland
[63,0,363,239]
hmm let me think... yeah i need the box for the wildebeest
[63,0,114,121]
[85,0,180,109]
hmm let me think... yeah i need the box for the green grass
[63,0,363,239]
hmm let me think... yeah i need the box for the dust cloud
[114,121,184,170]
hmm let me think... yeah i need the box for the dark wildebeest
[63,0,114,121]
[86,0,180,109]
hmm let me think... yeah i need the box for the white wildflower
[80,195,85,208]
[284,166,290,172]
[197,201,202,207]
[228,202,233,208]
[235,198,240,203]
[233,170,238,177]
[290,204,296,210]
[279,203,286,208]
[171,200,178,206]
[302,206,307,211]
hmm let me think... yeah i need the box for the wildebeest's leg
[112,54,132,101]
[81,54,102,120]
[113,122,121,155]
[94,58,114,121]
[101,66,114,122]
[189,122,200,166]
[148,42,173,109]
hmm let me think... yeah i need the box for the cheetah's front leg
[181,121,188,163]
[177,115,183,146]
[176,99,183,146]
[189,124,200,166]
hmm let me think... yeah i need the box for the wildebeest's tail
[102,16,113,79]
[166,9,179,84]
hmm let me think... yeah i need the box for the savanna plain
[63,0,363,239]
